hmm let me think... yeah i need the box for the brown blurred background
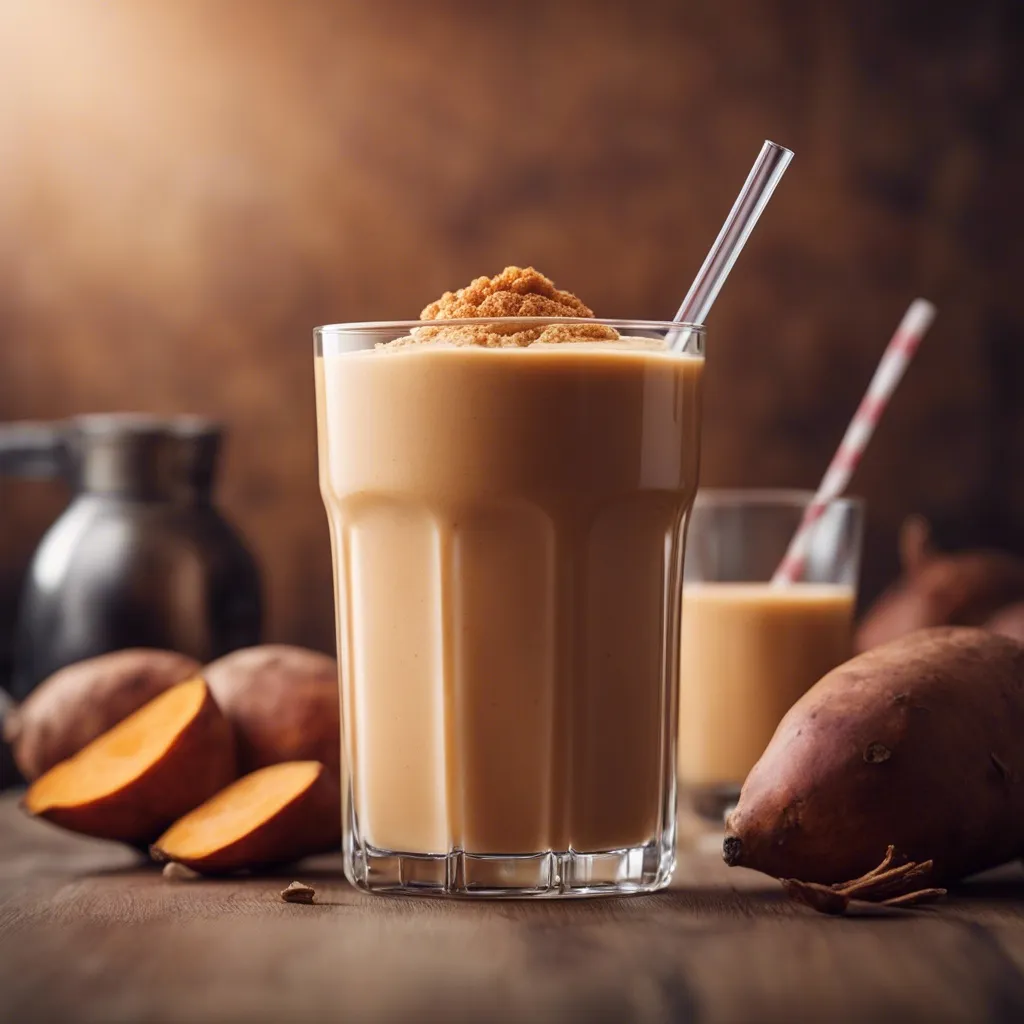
[1,0,1022,671]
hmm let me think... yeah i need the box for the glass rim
[315,317,705,336]
[693,488,864,511]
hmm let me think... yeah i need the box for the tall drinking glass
[678,490,864,823]
[315,318,704,896]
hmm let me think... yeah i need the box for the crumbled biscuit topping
[422,266,595,320]
[387,266,620,348]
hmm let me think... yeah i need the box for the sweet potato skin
[203,646,340,777]
[855,520,1024,653]
[26,681,237,844]
[724,627,1024,885]
[4,649,202,781]
[987,602,1024,643]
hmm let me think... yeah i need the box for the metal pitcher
[0,414,263,701]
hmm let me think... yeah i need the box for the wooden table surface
[5,794,1024,1023]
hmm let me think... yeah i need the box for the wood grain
[0,0,1022,671]
[5,795,1024,1022]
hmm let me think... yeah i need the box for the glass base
[345,840,675,898]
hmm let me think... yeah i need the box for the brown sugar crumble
[422,266,595,320]
[387,266,621,348]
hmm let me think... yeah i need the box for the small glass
[315,318,704,896]
[678,490,864,824]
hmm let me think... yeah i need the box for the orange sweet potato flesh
[724,628,1024,886]
[4,649,201,780]
[203,646,340,777]
[152,760,340,872]
[23,678,237,844]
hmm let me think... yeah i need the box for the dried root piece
[281,881,316,904]
[782,846,947,916]
[880,887,948,909]
[780,879,849,915]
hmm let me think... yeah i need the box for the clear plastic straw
[674,140,794,329]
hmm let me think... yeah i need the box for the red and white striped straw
[772,298,937,586]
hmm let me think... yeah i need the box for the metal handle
[0,421,67,478]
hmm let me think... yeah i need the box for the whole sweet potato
[4,649,201,781]
[203,645,340,777]
[855,517,1024,652]
[724,627,1024,885]
[987,602,1024,644]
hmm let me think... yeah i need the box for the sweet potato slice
[5,648,202,780]
[152,761,340,873]
[23,678,236,844]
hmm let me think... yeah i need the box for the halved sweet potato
[5,649,201,780]
[203,646,340,777]
[23,678,236,844]
[152,760,340,872]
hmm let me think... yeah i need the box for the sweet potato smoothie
[315,268,704,895]
[676,491,863,820]
[678,582,855,789]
